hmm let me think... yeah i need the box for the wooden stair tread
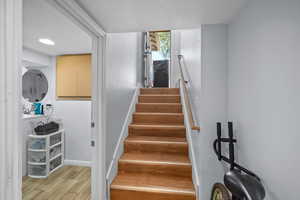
[129,124,185,129]
[139,95,181,103]
[136,103,182,113]
[129,124,186,138]
[133,112,184,125]
[118,152,192,178]
[111,173,195,195]
[137,103,181,105]
[134,112,183,115]
[120,152,191,165]
[126,136,187,143]
[140,88,180,95]
[124,136,189,155]
[139,94,180,97]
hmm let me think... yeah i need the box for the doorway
[145,31,171,88]
[151,31,171,88]
[17,0,106,200]
[22,1,93,199]
[1,0,106,199]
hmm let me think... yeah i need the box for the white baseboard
[64,159,91,167]
[106,87,140,184]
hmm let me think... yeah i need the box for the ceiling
[76,0,247,33]
[24,0,92,56]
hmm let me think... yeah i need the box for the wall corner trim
[0,0,23,199]
[46,0,106,37]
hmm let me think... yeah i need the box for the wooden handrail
[178,55,200,131]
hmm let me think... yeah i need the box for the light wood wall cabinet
[56,54,91,100]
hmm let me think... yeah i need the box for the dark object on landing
[224,170,265,200]
[211,183,230,200]
[153,60,169,87]
[35,121,59,135]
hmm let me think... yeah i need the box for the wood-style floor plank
[22,166,91,200]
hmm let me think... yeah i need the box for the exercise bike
[211,122,265,200]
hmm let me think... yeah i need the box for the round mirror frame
[22,69,48,102]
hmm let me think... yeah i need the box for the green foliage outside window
[157,31,171,59]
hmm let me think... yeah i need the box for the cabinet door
[56,54,91,100]
[77,54,91,97]
[56,55,78,98]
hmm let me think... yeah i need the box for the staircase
[110,88,196,200]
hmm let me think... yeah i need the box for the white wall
[22,48,53,104]
[170,30,182,88]
[178,26,228,199]
[198,25,228,199]
[180,29,202,121]
[105,32,142,170]
[53,100,92,162]
[22,49,92,164]
[23,47,52,67]
[49,57,92,163]
[228,0,300,199]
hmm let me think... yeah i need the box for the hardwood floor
[22,166,91,200]
[111,88,196,200]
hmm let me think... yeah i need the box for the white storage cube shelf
[28,129,65,178]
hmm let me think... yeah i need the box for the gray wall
[41,57,92,163]
[53,100,92,162]
[179,26,228,199]
[180,29,202,120]
[228,0,300,199]
[198,25,228,199]
[105,32,142,170]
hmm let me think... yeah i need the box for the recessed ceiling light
[38,38,55,46]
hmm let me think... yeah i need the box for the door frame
[0,0,107,199]
[39,1,107,199]
[170,30,181,88]
[0,0,23,199]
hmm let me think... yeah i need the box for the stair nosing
[129,124,185,128]
[137,103,182,105]
[111,184,195,196]
[133,112,184,116]
[139,94,180,96]
[125,139,187,145]
[119,159,191,166]
[140,88,179,90]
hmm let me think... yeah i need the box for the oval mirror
[22,69,48,102]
